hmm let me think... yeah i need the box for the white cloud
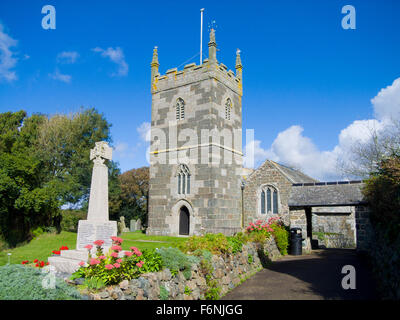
[92,46,128,77]
[371,78,400,121]
[113,142,136,160]
[0,23,18,82]
[244,77,400,181]
[137,122,151,142]
[49,68,71,83]
[57,51,79,64]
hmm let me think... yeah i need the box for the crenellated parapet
[151,29,243,96]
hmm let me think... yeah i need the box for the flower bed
[67,223,284,300]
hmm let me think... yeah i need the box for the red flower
[59,246,69,250]
[34,259,38,263]
[93,240,104,246]
[21,260,29,265]
[40,261,45,267]
[52,250,61,255]
[111,245,122,252]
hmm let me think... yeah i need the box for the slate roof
[269,161,318,184]
[288,181,366,207]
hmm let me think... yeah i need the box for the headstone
[130,219,137,232]
[135,219,142,231]
[48,141,117,273]
[118,216,129,234]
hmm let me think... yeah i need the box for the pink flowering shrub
[71,236,147,285]
[246,217,289,255]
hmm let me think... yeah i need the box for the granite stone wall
[311,206,356,249]
[83,238,281,300]
[243,161,292,227]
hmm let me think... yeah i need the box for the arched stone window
[177,164,190,195]
[260,185,279,214]
[176,98,185,120]
[225,98,232,120]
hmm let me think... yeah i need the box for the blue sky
[1,0,400,180]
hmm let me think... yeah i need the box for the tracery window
[225,98,232,120]
[177,164,190,195]
[260,186,279,214]
[176,98,185,120]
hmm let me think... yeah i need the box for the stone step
[48,256,82,274]
[60,249,88,261]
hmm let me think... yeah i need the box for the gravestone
[130,219,137,232]
[48,141,117,273]
[136,219,142,231]
[118,216,129,234]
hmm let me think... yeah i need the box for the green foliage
[204,284,221,300]
[32,227,45,239]
[156,247,197,277]
[0,264,81,300]
[270,223,289,255]
[179,233,232,255]
[184,286,192,296]
[159,285,169,300]
[0,109,115,247]
[227,235,244,254]
[60,210,86,232]
[71,239,147,285]
[247,254,253,264]
[113,167,149,227]
[138,249,163,274]
[198,258,221,300]
[83,277,106,290]
[363,155,400,238]
[193,249,213,262]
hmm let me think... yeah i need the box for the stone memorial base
[48,250,89,274]
[48,220,117,274]
[76,220,118,251]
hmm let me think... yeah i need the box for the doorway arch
[179,206,190,235]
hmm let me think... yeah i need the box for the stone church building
[146,29,372,252]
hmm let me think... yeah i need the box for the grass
[0,230,187,266]
[0,231,77,266]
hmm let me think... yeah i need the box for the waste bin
[290,227,303,255]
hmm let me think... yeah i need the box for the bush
[156,247,199,277]
[179,233,232,255]
[139,249,163,274]
[270,223,289,255]
[0,264,81,300]
[159,285,169,300]
[71,237,146,285]
[227,235,244,254]
[60,210,86,232]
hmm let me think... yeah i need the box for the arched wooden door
[179,206,190,235]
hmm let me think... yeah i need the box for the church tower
[147,29,243,236]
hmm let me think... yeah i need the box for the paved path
[222,249,379,300]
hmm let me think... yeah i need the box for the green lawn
[0,231,187,266]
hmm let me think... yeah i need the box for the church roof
[288,181,366,207]
[268,161,318,184]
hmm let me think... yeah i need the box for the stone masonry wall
[311,206,356,249]
[85,238,281,300]
[243,161,292,227]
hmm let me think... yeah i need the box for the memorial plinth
[49,141,117,274]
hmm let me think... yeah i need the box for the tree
[338,118,400,179]
[113,167,149,227]
[35,107,113,205]
[0,111,60,245]
[0,108,117,246]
